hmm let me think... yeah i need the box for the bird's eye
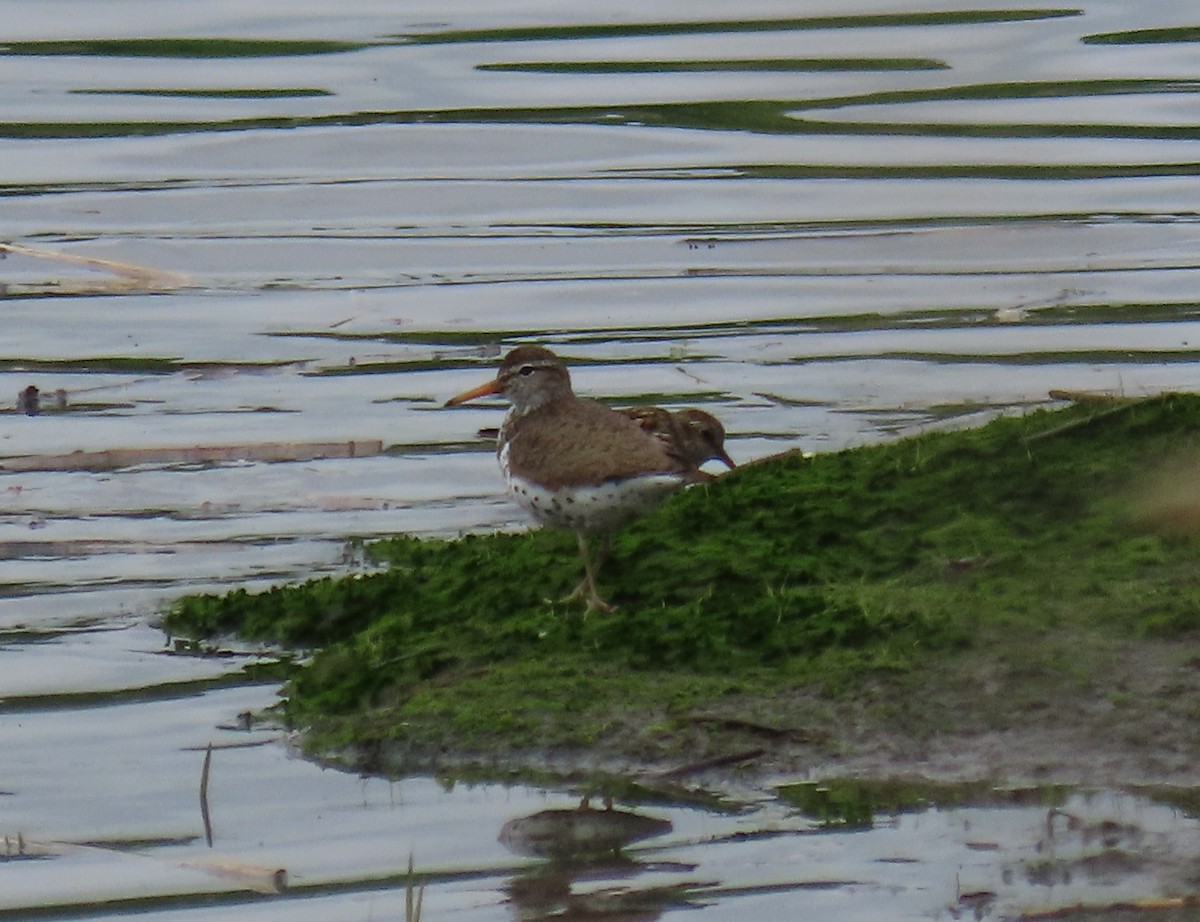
[519,365,535,376]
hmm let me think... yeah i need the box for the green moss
[400,11,1080,46]
[0,39,368,58]
[0,357,292,374]
[165,394,1200,771]
[478,57,950,74]
[777,778,1071,828]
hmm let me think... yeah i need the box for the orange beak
[444,378,502,407]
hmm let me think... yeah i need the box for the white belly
[506,472,684,534]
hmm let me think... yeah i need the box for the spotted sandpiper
[445,345,714,613]
[623,407,736,475]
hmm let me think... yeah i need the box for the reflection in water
[500,803,682,921]
[499,804,672,860]
[505,860,688,922]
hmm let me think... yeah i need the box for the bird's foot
[559,577,612,614]
[585,590,613,615]
[560,577,588,604]
[564,532,613,614]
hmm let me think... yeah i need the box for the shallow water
[4,0,1200,917]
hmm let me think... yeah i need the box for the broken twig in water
[178,856,288,893]
[4,834,287,893]
[1020,896,1197,919]
[0,439,384,472]
[1047,389,1121,404]
[0,241,192,294]
[406,852,425,922]
[1,240,192,292]
[200,743,214,848]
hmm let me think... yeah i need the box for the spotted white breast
[501,441,684,533]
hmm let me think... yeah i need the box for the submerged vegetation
[776,777,1071,828]
[166,395,1200,774]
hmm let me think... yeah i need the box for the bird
[477,407,736,476]
[445,345,727,613]
[622,407,736,476]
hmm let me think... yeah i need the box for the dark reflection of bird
[447,345,731,613]
[499,803,672,859]
[17,385,39,416]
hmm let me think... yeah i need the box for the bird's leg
[562,534,610,601]
[560,531,612,614]
[590,534,611,574]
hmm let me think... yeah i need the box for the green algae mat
[165,394,1200,772]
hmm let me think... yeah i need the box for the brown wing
[622,406,672,434]
[506,398,687,489]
